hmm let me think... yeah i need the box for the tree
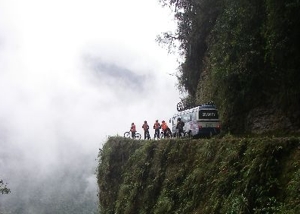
[158,0,222,98]
[158,0,300,133]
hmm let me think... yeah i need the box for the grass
[97,136,300,214]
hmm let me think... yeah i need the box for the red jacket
[153,122,161,130]
[142,123,149,130]
[130,124,136,132]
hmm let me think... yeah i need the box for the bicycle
[124,131,141,140]
[161,128,172,139]
[174,128,186,138]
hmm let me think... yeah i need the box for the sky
[0,0,180,212]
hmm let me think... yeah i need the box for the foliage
[158,0,222,97]
[97,136,300,213]
[207,0,267,133]
[97,137,144,213]
[158,0,300,134]
[263,0,300,112]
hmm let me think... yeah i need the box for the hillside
[96,1,300,213]
[157,0,300,134]
[97,136,300,214]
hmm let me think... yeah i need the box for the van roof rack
[177,101,216,112]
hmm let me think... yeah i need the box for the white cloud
[0,0,180,212]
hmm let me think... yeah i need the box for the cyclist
[142,120,150,140]
[153,120,161,139]
[161,120,171,138]
[176,118,185,137]
[130,122,136,139]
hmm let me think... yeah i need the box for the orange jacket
[161,122,168,131]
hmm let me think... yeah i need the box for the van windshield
[198,110,219,120]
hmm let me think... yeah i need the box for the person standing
[176,118,185,137]
[161,120,170,138]
[153,120,161,139]
[142,120,150,140]
[130,122,136,139]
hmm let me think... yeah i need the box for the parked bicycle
[173,129,188,138]
[161,128,172,139]
[124,131,141,140]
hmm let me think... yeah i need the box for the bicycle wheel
[124,131,130,138]
[166,130,172,138]
[135,133,141,140]
[145,132,151,140]
[185,131,191,138]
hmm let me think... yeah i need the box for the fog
[0,0,179,213]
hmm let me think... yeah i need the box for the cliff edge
[97,136,300,213]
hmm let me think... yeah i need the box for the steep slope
[97,136,300,214]
[159,0,300,134]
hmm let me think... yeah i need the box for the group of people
[129,118,185,139]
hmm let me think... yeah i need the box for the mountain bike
[173,129,187,138]
[124,131,141,140]
[160,128,172,139]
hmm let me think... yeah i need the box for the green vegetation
[157,0,300,134]
[97,136,300,213]
[97,1,300,213]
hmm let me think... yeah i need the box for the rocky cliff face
[97,136,300,214]
[196,68,300,135]
[245,106,300,134]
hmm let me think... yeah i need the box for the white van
[169,103,221,137]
